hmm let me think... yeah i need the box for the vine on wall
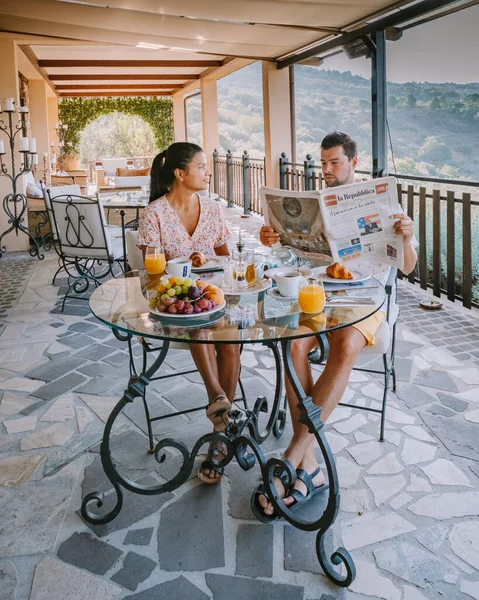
[58,97,174,156]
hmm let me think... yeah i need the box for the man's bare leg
[259,327,367,515]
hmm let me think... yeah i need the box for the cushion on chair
[109,236,125,260]
[116,167,150,177]
[102,158,128,177]
[125,229,144,271]
[106,225,123,239]
[114,175,150,188]
[360,303,399,355]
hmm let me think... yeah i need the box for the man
[364,217,380,234]
[257,131,417,517]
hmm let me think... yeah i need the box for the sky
[320,4,478,84]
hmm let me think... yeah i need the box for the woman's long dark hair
[149,142,203,203]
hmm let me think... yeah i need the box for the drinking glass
[232,248,253,289]
[144,245,166,275]
[298,277,326,314]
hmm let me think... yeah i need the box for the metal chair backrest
[42,183,81,241]
[49,193,113,260]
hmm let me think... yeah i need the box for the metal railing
[87,156,155,183]
[212,150,266,216]
[279,153,479,309]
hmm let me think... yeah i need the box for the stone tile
[461,581,479,600]
[110,551,156,591]
[124,528,154,547]
[336,456,362,488]
[364,474,406,506]
[76,405,96,432]
[341,488,372,513]
[409,492,479,520]
[406,474,432,493]
[420,458,472,487]
[206,573,304,600]
[58,532,122,575]
[26,357,86,382]
[46,341,72,356]
[464,409,479,423]
[0,454,45,487]
[437,393,468,412]
[341,512,416,550]
[158,483,224,571]
[333,413,367,434]
[2,377,44,392]
[366,453,403,475]
[0,468,78,556]
[0,392,38,419]
[82,477,174,538]
[78,394,121,423]
[31,372,87,401]
[227,464,264,520]
[347,440,383,466]
[348,560,400,600]
[236,524,273,578]
[56,333,92,349]
[75,377,119,395]
[74,344,116,361]
[77,362,122,378]
[124,576,209,600]
[103,352,131,368]
[374,541,458,588]
[420,413,479,460]
[452,368,479,385]
[457,388,479,403]
[419,347,462,367]
[30,557,121,600]
[3,415,37,434]
[40,395,75,422]
[389,492,412,509]
[20,423,73,451]
[414,370,459,392]
[0,559,18,600]
[395,385,435,409]
[400,425,436,443]
[449,521,479,570]
[327,406,352,424]
[415,523,449,554]
[425,403,456,417]
[67,322,97,333]
[401,438,436,465]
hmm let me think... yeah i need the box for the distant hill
[213,63,479,181]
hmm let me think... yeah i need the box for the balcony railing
[213,150,478,309]
[213,150,266,216]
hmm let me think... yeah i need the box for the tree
[418,136,451,164]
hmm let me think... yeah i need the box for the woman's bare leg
[216,344,241,402]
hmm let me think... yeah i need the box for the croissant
[189,251,208,268]
[326,262,353,280]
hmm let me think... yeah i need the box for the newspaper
[260,177,404,269]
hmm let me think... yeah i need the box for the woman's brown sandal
[198,440,228,485]
[206,394,231,431]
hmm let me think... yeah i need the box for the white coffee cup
[274,270,302,297]
[167,258,192,278]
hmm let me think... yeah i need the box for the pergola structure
[0,0,471,250]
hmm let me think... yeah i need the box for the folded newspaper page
[260,177,404,269]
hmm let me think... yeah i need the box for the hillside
[213,62,479,180]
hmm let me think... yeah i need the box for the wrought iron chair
[49,193,124,311]
[308,267,398,441]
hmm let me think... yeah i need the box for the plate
[310,265,372,284]
[266,287,297,301]
[222,278,271,296]
[166,255,223,273]
[264,266,311,279]
[149,300,226,320]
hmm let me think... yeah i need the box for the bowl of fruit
[146,275,226,319]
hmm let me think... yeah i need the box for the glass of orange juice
[144,245,166,275]
[298,277,326,314]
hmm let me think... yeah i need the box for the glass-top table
[82,270,386,587]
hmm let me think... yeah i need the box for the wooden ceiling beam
[59,91,172,97]
[40,59,222,68]
[49,73,198,81]
[18,45,58,96]
[56,84,182,90]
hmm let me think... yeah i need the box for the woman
[137,142,240,484]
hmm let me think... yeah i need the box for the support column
[200,78,219,173]
[172,94,187,143]
[29,80,50,176]
[47,96,59,169]
[0,38,28,251]
[262,61,293,188]
[371,31,387,178]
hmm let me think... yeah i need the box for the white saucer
[266,287,297,301]
[222,278,271,296]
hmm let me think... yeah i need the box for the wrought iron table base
[81,335,355,587]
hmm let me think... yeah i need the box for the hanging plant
[58,97,174,157]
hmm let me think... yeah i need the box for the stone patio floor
[0,205,478,600]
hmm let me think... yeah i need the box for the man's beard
[325,175,350,188]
